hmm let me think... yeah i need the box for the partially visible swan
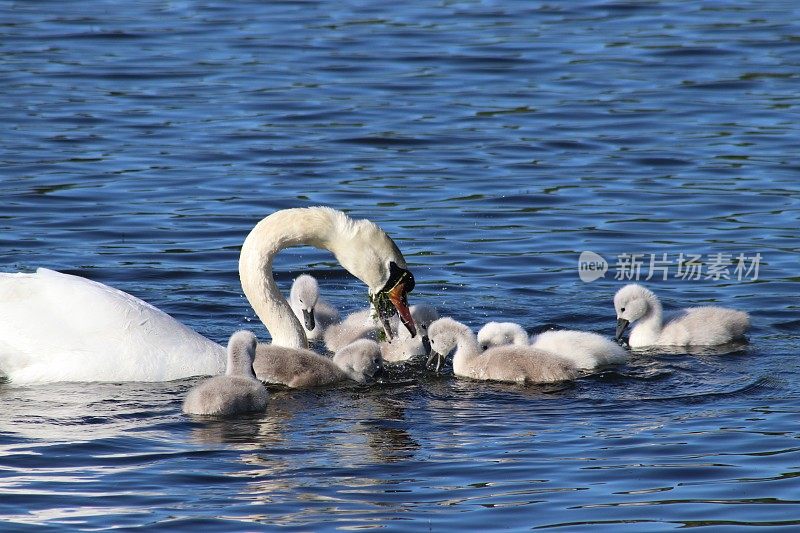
[381,305,439,363]
[289,274,340,342]
[252,338,383,388]
[427,318,578,384]
[477,321,528,350]
[0,268,225,383]
[323,307,377,353]
[333,339,384,383]
[614,284,750,348]
[477,322,628,370]
[183,330,268,416]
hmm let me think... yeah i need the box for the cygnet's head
[332,339,384,383]
[477,321,528,351]
[408,304,439,353]
[226,330,258,378]
[426,317,472,370]
[290,274,320,331]
[613,284,659,340]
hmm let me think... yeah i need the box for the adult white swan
[239,206,416,350]
[0,207,416,383]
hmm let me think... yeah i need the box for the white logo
[578,251,608,283]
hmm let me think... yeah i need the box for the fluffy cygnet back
[253,338,382,388]
[614,284,750,348]
[531,330,628,370]
[381,304,439,363]
[477,321,529,350]
[323,308,377,353]
[289,274,340,342]
[427,317,578,384]
[479,321,629,370]
[183,330,268,416]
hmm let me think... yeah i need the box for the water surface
[2,0,799,530]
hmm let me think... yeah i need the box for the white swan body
[614,284,750,348]
[289,274,340,341]
[381,305,439,363]
[0,268,225,383]
[253,338,382,388]
[478,321,628,370]
[183,330,268,416]
[428,318,578,384]
[531,330,628,370]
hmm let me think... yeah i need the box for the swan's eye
[481,345,488,351]
[621,307,626,312]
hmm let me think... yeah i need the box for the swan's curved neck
[453,329,481,375]
[239,209,337,349]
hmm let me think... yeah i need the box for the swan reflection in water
[187,382,422,504]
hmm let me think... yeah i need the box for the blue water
[2,0,800,530]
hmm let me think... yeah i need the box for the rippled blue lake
[2,0,800,530]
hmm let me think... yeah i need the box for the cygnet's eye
[481,345,488,351]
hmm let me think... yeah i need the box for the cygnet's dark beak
[421,335,431,356]
[615,318,630,341]
[302,308,316,331]
[426,350,444,374]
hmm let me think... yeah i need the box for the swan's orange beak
[388,279,416,338]
[373,262,417,340]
